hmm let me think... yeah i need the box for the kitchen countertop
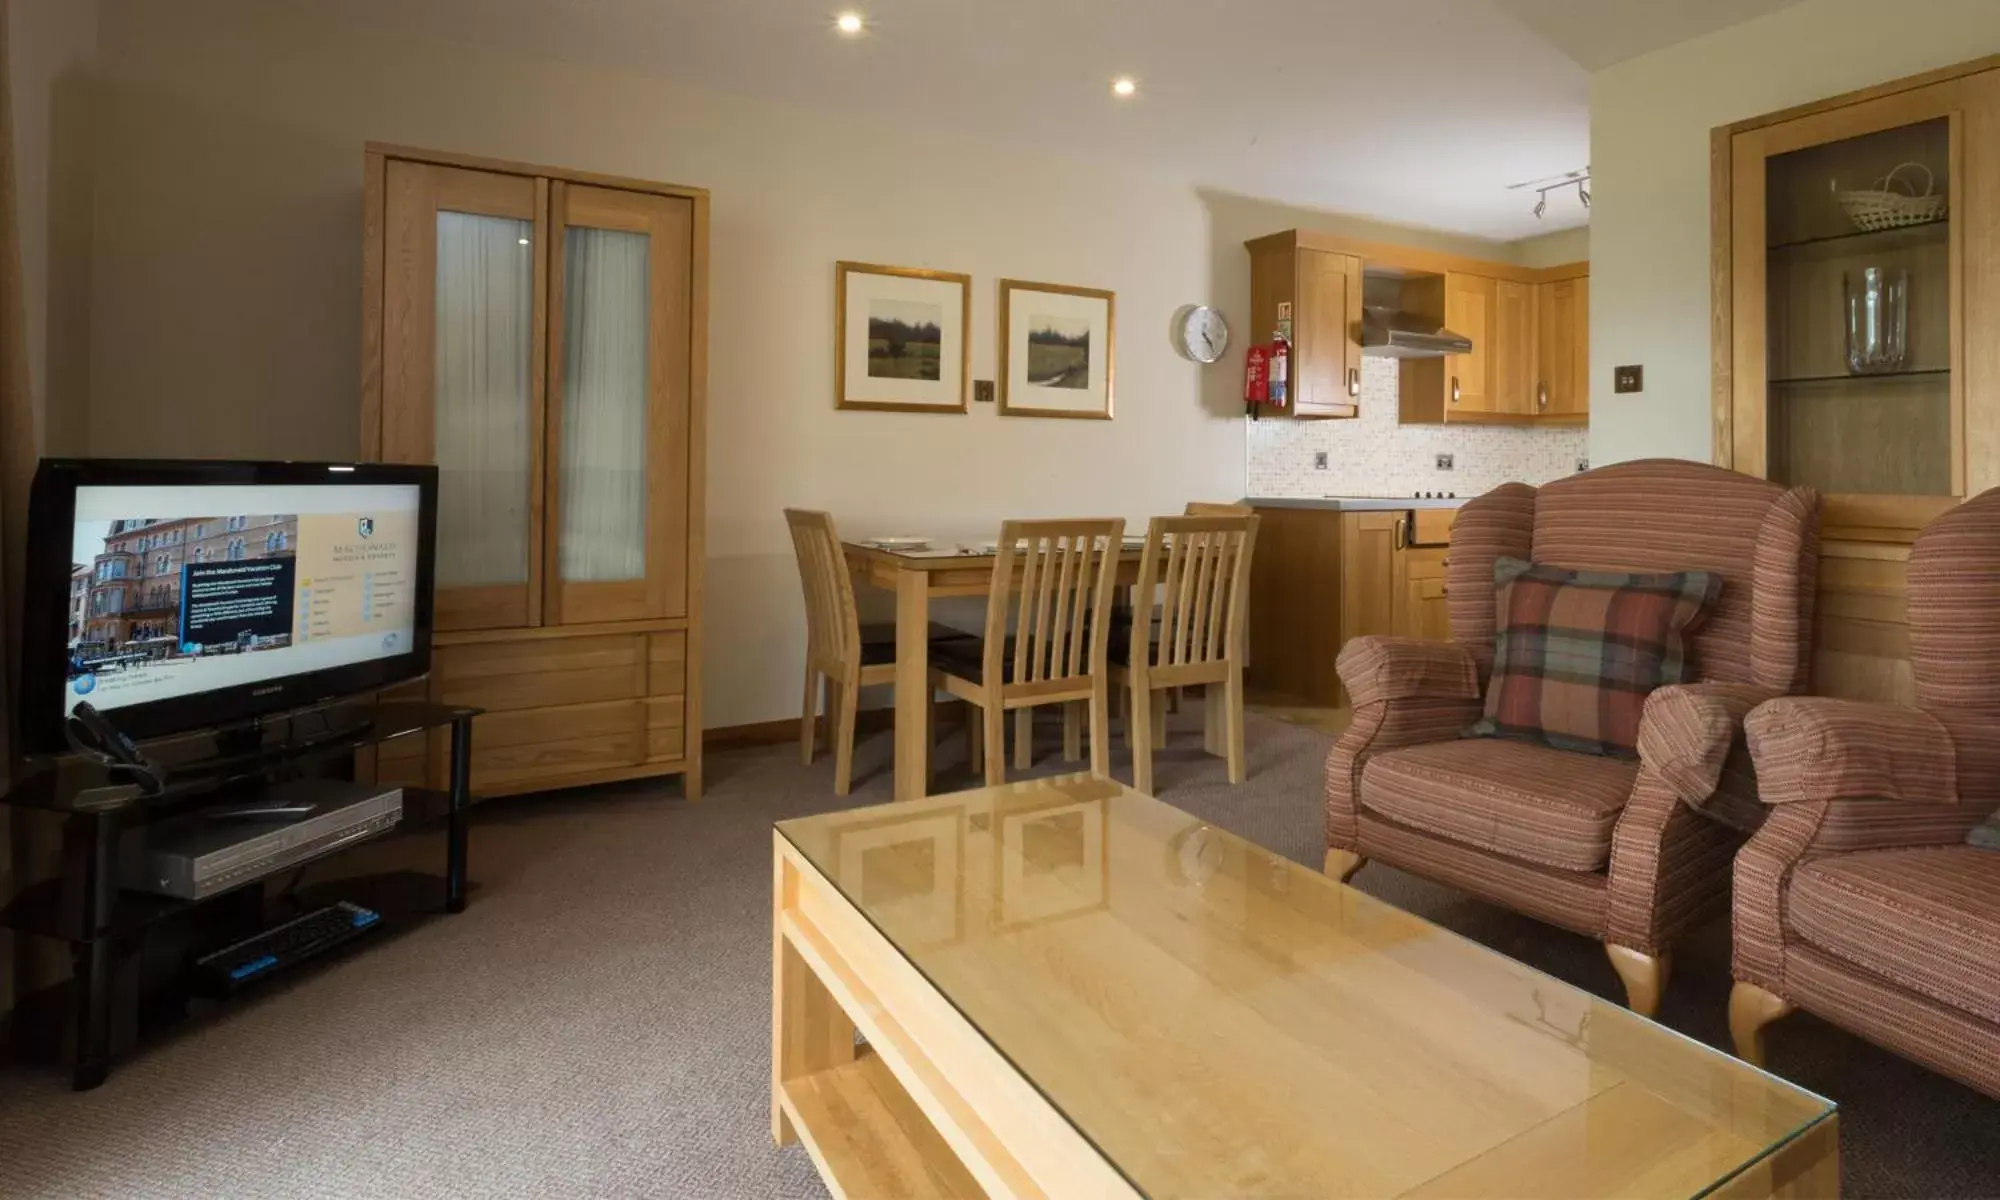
[1244,496,1470,511]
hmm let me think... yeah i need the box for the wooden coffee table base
[771,833,1137,1199]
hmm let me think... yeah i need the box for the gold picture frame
[835,261,972,413]
[998,278,1115,420]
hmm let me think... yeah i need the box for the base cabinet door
[1340,513,1403,646]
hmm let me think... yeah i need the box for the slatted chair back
[784,508,858,673]
[1132,514,1258,676]
[983,518,1126,695]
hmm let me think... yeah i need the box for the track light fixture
[1528,173,1591,219]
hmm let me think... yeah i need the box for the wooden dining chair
[1108,500,1254,731]
[1111,513,1259,794]
[933,519,1125,785]
[784,508,970,795]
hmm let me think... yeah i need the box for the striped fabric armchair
[1326,459,1821,1015]
[1730,489,2000,1098]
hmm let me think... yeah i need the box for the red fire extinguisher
[1267,302,1292,410]
[1244,345,1269,416]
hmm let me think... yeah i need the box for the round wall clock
[1175,305,1229,364]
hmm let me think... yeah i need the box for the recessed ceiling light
[835,12,863,35]
[1111,77,1137,98]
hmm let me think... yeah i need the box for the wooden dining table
[843,536,1148,801]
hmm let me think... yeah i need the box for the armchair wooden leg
[1324,848,1365,883]
[1606,945,1671,1018]
[1728,981,1795,1068]
[1014,708,1034,770]
[800,668,821,766]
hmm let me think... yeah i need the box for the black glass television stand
[0,700,479,1090]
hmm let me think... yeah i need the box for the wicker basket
[1834,162,1947,232]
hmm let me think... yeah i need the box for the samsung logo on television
[252,685,284,697]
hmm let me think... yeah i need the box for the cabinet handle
[1450,376,1460,404]
[1348,367,1360,397]
[1538,382,1548,410]
[1393,518,1407,551]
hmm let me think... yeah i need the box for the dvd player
[122,779,404,900]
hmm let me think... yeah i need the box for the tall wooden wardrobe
[360,145,708,798]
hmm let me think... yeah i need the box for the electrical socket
[1435,453,1454,471]
[1576,457,1591,473]
[1313,451,1329,470]
[1613,365,1643,394]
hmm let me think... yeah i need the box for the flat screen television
[18,458,438,757]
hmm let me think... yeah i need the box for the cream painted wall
[1589,0,2000,467]
[7,0,95,457]
[85,0,1549,730]
[1511,224,1588,268]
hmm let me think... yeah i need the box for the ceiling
[331,0,1801,242]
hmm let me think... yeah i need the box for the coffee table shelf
[779,1050,983,1200]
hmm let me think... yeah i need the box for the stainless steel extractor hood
[1359,306,1473,359]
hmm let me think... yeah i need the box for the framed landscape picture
[835,261,971,413]
[998,279,1115,420]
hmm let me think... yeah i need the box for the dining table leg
[893,567,932,802]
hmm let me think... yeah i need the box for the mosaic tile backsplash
[1245,358,1588,498]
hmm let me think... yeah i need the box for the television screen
[21,460,437,754]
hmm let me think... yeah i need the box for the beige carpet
[1,703,1995,1197]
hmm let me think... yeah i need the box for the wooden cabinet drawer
[437,634,646,712]
[648,631,687,696]
[645,695,686,761]
[472,702,646,791]
[1411,509,1456,547]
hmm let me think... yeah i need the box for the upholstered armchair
[1730,490,2000,1098]
[1326,459,1821,1015]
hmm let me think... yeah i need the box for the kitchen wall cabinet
[362,144,709,798]
[1537,274,1589,419]
[1247,231,1362,418]
[1713,55,2000,705]
[1247,504,1458,707]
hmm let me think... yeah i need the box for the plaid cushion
[1468,557,1721,758]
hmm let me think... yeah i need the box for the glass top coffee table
[772,774,1837,1199]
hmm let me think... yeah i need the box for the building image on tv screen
[71,514,300,677]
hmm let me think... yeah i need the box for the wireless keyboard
[195,901,382,993]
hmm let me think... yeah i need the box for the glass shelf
[1768,218,1948,255]
[1770,368,1949,387]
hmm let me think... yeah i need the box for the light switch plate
[974,380,995,403]
[1313,451,1329,470]
[1613,365,1643,394]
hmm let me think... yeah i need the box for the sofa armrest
[1335,636,1480,709]
[1636,682,1781,806]
[1744,697,1958,806]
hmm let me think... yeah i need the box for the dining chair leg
[801,668,821,765]
[1014,708,1034,770]
[832,674,861,796]
[1130,679,1155,795]
[1150,689,1169,745]
[983,699,1008,787]
[1088,683,1112,780]
[1224,667,1247,785]
[1063,702,1083,763]
[1202,682,1224,757]
[965,705,983,775]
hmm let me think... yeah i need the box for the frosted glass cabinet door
[545,182,692,624]
[380,160,548,630]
